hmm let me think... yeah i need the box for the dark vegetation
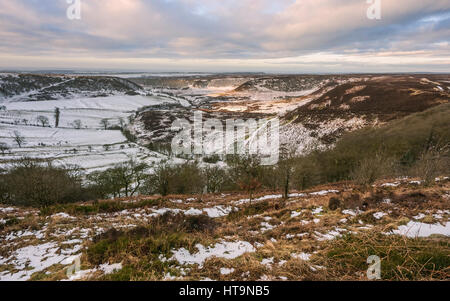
[40,198,160,217]
[0,160,92,208]
[88,159,148,198]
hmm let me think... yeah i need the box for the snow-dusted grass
[1,179,448,281]
[65,262,123,281]
[0,242,80,281]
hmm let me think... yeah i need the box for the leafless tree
[278,145,298,200]
[54,107,60,128]
[11,131,25,148]
[100,118,110,130]
[37,115,50,127]
[0,142,10,155]
[73,119,82,129]
[228,155,262,201]
[118,117,126,130]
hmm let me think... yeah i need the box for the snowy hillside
[0,94,176,173]
[0,73,144,102]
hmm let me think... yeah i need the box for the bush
[146,142,172,156]
[202,166,229,193]
[88,159,148,198]
[350,154,396,188]
[328,197,341,210]
[0,159,92,208]
[227,155,263,200]
[409,147,449,185]
[142,161,204,196]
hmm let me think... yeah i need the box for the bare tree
[144,162,173,196]
[118,117,126,130]
[277,145,297,200]
[116,159,148,197]
[228,155,262,201]
[411,139,450,186]
[11,131,25,148]
[88,159,148,198]
[0,142,10,155]
[54,107,60,128]
[37,115,50,127]
[73,119,82,129]
[203,166,227,193]
[100,118,110,130]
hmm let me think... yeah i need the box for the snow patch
[220,268,235,275]
[292,252,311,261]
[390,222,450,238]
[310,190,339,196]
[373,212,387,220]
[0,242,80,281]
[171,241,256,267]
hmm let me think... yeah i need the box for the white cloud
[0,0,448,71]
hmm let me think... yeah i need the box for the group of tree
[86,156,266,200]
[11,131,25,148]
[0,159,92,208]
[88,159,148,198]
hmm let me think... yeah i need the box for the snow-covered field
[0,95,175,172]
[1,95,168,129]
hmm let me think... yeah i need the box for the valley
[0,72,449,281]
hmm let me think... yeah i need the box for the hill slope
[0,73,144,102]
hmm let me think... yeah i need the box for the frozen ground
[0,178,448,281]
[1,95,170,129]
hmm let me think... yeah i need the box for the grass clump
[85,213,217,280]
[40,198,160,216]
[227,201,275,221]
[322,232,450,280]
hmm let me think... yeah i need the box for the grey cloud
[0,0,448,71]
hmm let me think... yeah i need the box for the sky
[0,0,449,73]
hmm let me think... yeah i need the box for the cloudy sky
[0,0,449,72]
